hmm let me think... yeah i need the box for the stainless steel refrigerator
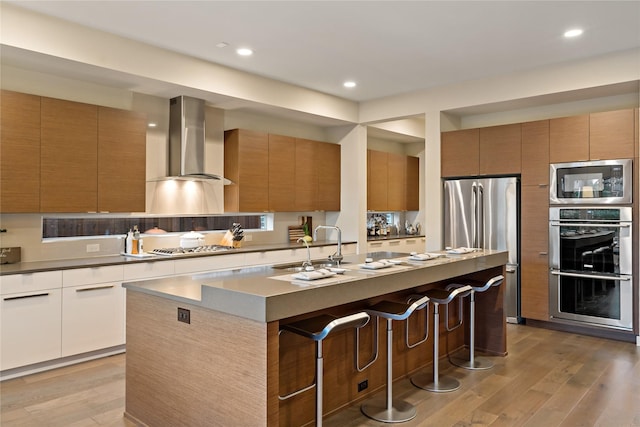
[443,177,521,323]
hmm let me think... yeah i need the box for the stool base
[361,399,416,423]
[411,373,460,393]
[450,352,494,370]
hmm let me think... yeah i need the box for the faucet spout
[296,237,313,268]
[313,225,343,265]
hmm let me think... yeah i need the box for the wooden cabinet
[479,123,521,175]
[294,138,319,211]
[387,152,405,211]
[405,155,420,211]
[549,114,589,163]
[316,141,341,211]
[367,149,419,211]
[521,120,550,186]
[520,185,549,321]
[98,107,147,212]
[0,90,41,212]
[589,109,635,160]
[367,149,388,211]
[224,129,269,212]
[441,128,479,177]
[268,134,295,211]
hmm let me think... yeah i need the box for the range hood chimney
[158,95,230,183]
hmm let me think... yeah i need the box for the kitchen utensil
[180,231,205,248]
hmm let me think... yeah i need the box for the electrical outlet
[86,244,100,253]
[177,307,190,324]
[358,379,368,392]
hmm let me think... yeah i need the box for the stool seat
[366,297,428,321]
[422,288,466,304]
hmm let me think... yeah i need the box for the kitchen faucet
[296,237,313,268]
[314,225,343,265]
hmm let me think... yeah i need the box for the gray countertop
[0,240,355,275]
[123,249,508,322]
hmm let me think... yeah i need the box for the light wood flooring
[1,324,639,427]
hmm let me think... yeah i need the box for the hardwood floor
[1,324,639,426]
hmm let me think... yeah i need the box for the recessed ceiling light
[343,81,356,88]
[564,28,583,38]
[236,48,253,56]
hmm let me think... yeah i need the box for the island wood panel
[40,97,98,212]
[0,90,41,212]
[405,155,420,211]
[97,107,146,212]
[479,123,522,175]
[520,120,550,186]
[549,114,589,163]
[294,138,319,211]
[268,134,296,211]
[367,149,388,210]
[520,185,550,321]
[316,142,341,211]
[387,152,406,211]
[589,108,635,160]
[441,128,479,177]
[125,292,274,427]
[224,129,269,212]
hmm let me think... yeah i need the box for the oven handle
[550,270,631,281]
[550,222,630,228]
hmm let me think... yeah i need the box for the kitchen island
[123,249,508,426]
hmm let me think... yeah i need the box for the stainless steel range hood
[152,95,230,184]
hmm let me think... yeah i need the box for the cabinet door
[224,129,269,212]
[386,152,405,211]
[0,90,41,212]
[520,185,549,321]
[294,138,319,211]
[589,109,635,160]
[98,107,147,212]
[441,129,479,177]
[61,283,125,356]
[549,114,589,163]
[521,120,550,186]
[41,97,98,212]
[268,134,296,211]
[316,142,341,211]
[367,149,388,211]
[405,156,420,211]
[479,123,521,175]
[1,289,62,370]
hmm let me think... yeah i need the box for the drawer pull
[4,293,49,301]
[370,242,383,247]
[539,252,548,256]
[76,285,115,292]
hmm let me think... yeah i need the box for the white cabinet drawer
[124,260,175,281]
[244,250,299,267]
[1,288,62,370]
[0,271,62,295]
[61,283,125,357]
[62,265,124,288]
[174,253,246,274]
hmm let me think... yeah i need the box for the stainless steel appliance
[443,177,520,323]
[550,159,632,205]
[151,245,233,256]
[549,206,633,330]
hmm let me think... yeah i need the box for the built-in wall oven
[549,206,633,330]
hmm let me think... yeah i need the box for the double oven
[549,159,633,330]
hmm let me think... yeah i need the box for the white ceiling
[5,0,640,103]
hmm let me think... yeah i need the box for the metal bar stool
[447,275,504,370]
[411,285,472,393]
[279,312,371,427]
[358,295,429,423]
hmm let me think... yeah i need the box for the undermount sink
[272,260,350,271]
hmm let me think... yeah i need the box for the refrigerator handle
[472,182,478,248]
[477,182,484,249]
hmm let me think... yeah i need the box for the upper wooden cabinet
[405,156,419,211]
[367,149,419,211]
[40,97,99,213]
[0,90,41,212]
[268,134,295,212]
[97,107,146,213]
[367,150,388,211]
[549,114,589,163]
[441,128,479,177]
[294,138,319,212]
[316,142,341,211]
[224,129,269,212]
[479,123,521,175]
[521,120,550,186]
[589,109,635,160]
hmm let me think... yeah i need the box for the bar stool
[279,312,371,427]
[411,285,472,393]
[358,295,430,423]
[446,275,504,370]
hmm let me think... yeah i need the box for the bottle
[132,226,140,254]
[125,229,133,254]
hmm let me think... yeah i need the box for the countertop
[123,249,508,322]
[0,240,356,276]
[366,234,425,241]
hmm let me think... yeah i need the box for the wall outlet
[86,244,100,253]
[177,307,190,324]
[244,234,252,242]
[358,379,368,392]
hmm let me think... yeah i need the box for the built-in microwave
[550,159,632,205]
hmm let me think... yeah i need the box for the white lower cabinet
[1,274,63,370]
[61,282,125,357]
[367,237,426,254]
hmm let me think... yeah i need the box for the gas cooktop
[150,245,233,256]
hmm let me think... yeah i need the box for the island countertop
[123,249,508,322]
